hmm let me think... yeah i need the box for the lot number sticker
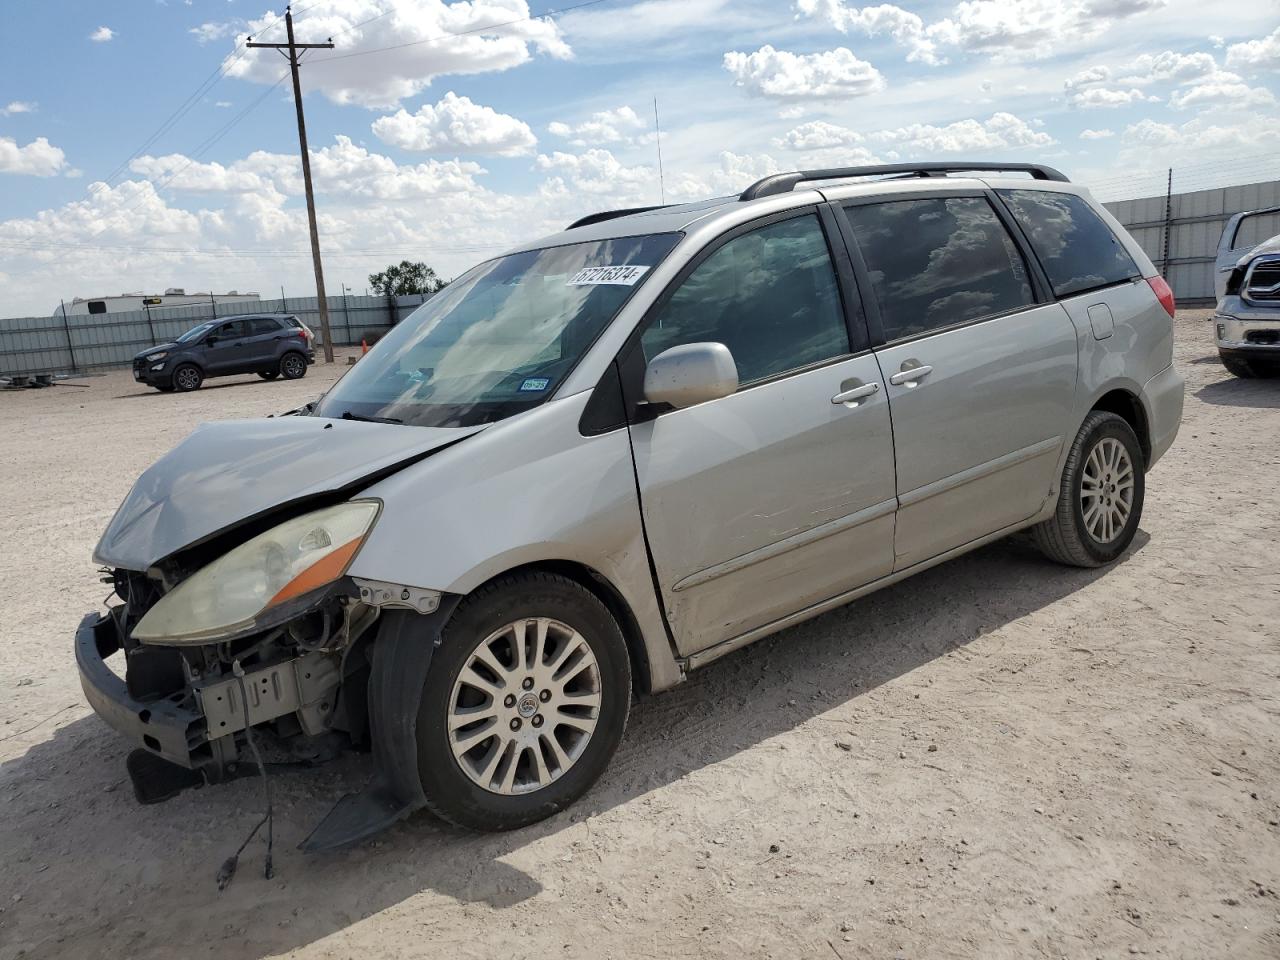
[567,265,650,286]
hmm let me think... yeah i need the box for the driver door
[625,210,897,656]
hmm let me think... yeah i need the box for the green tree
[368,260,448,297]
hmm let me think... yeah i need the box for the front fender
[349,393,683,692]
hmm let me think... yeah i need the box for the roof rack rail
[566,205,671,230]
[739,162,1069,202]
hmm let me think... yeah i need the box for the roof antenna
[653,96,666,205]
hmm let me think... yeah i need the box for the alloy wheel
[282,354,305,378]
[1080,436,1134,544]
[448,617,602,796]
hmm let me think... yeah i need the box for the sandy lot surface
[1,313,1278,960]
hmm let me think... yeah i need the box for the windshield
[177,321,216,343]
[314,233,680,428]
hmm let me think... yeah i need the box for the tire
[416,572,631,831]
[258,370,279,381]
[172,364,203,392]
[1221,355,1259,379]
[280,351,307,380]
[155,384,175,393]
[1031,411,1145,568]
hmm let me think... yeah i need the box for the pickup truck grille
[1246,260,1280,301]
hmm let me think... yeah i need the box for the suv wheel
[172,364,203,392]
[1031,411,1145,568]
[416,572,631,831]
[280,352,307,380]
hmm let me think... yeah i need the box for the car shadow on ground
[112,377,300,400]
[1194,374,1280,408]
[0,533,1145,960]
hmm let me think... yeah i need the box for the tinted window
[249,317,281,335]
[87,301,107,315]
[640,215,850,386]
[216,320,247,339]
[998,189,1140,298]
[845,197,1034,341]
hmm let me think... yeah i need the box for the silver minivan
[77,162,1184,850]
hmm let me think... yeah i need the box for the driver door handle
[831,382,880,405]
[889,364,933,386]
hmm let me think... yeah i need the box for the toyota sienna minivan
[77,162,1184,851]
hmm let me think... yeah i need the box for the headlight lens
[133,500,380,645]
[147,351,169,361]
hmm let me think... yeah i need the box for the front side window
[998,189,1140,298]
[640,214,850,386]
[216,320,247,340]
[846,196,1034,341]
[177,321,216,343]
[315,233,680,428]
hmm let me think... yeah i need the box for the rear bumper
[1143,363,1184,469]
[76,613,203,767]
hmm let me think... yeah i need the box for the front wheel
[416,572,631,831]
[1031,411,1145,567]
[172,364,203,392]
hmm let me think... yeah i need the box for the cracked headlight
[133,501,380,645]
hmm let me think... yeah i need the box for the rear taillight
[298,328,307,341]
[1147,275,1175,318]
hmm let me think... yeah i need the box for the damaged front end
[79,492,462,852]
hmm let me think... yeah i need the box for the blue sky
[1,0,1278,315]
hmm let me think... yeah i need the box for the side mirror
[642,342,738,409]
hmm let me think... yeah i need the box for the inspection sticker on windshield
[519,378,551,392]
[567,265,650,286]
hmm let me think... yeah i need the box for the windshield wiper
[339,410,403,424]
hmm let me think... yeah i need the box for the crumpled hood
[1239,235,1280,265]
[94,415,482,570]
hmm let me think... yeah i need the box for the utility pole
[248,9,336,362]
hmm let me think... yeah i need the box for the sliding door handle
[831,382,880,405]
[889,364,933,386]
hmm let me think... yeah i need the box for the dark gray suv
[132,314,315,392]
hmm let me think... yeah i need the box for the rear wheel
[280,352,307,380]
[416,572,630,831]
[258,370,279,381]
[172,364,203,392]
[1032,411,1145,567]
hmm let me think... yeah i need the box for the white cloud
[189,21,241,45]
[774,120,864,151]
[872,112,1055,152]
[1,101,36,117]
[1079,128,1115,140]
[1120,51,1217,84]
[0,137,67,177]
[796,0,1167,62]
[534,148,655,196]
[372,92,536,156]
[795,1,942,65]
[1225,27,1280,72]
[547,106,647,147]
[214,101,232,109]
[722,45,886,100]
[1067,86,1160,108]
[89,26,115,43]
[222,0,571,109]
[1168,73,1276,110]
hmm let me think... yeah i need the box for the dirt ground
[1,312,1277,960]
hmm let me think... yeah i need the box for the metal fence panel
[0,293,427,377]
[1104,178,1280,305]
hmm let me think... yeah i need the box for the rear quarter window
[998,189,1141,298]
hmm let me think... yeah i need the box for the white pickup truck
[1214,204,1280,378]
